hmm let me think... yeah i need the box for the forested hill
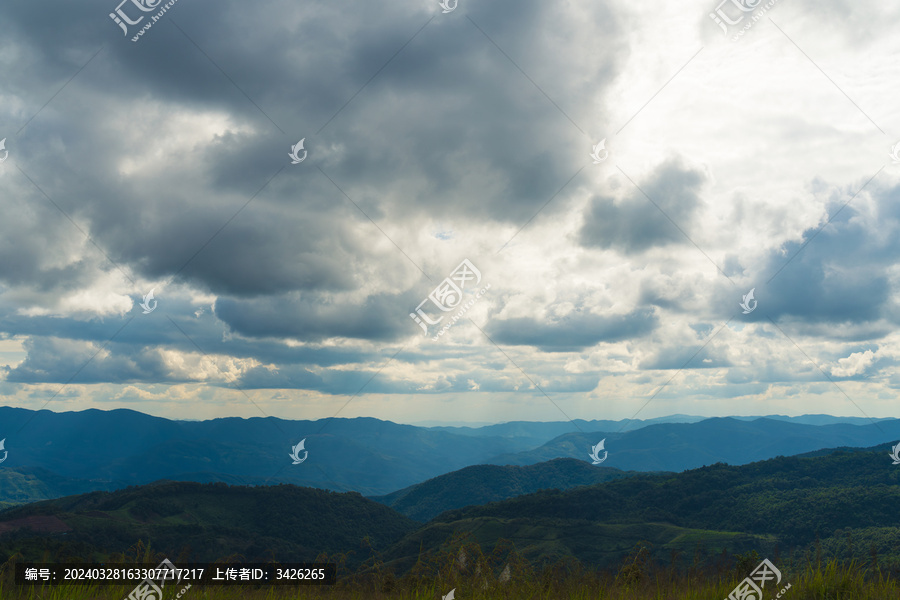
[378,444,900,571]
[3,444,900,574]
[434,444,900,544]
[0,481,418,568]
[370,458,645,521]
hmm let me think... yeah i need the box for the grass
[0,540,897,600]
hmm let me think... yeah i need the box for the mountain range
[2,443,898,574]
[1,407,898,505]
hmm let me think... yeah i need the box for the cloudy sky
[1,0,899,426]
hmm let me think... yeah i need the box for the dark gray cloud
[1,0,627,310]
[4,337,170,384]
[215,290,416,342]
[487,308,658,352]
[579,158,707,253]
[713,180,900,328]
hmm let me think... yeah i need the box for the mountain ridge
[3,442,898,574]
[2,407,898,506]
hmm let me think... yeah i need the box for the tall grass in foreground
[0,542,897,600]
[0,562,896,600]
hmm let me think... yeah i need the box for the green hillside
[0,466,124,507]
[370,458,642,521]
[381,446,900,571]
[0,481,418,569]
[385,516,773,574]
[3,446,899,580]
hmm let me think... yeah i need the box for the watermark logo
[589,439,607,465]
[740,288,757,314]
[726,558,789,600]
[289,439,308,464]
[110,0,181,42]
[125,558,190,600]
[0,138,8,163]
[0,439,7,464]
[590,139,608,163]
[110,0,161,35]
[410,259,490,340]
[889,142,900,163]
[709,0,780,40]
[709,0,760,33]
[889,442,900,465]
[439,0,457,13]
[140,289,157,314]
[289,139,307,164]
[442,589,456,600]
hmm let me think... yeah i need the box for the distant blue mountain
[422,414,708,447]
[485,416,900,471]
[0,407,540,498]
[1,407,897,505]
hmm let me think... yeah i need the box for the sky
[0,0,899,426]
